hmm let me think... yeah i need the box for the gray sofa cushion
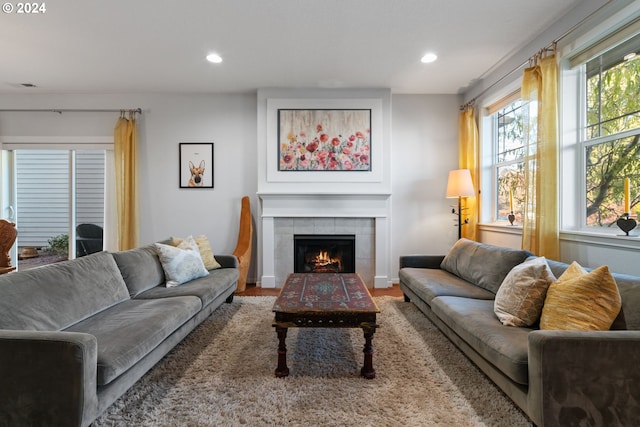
[399,268,495,305]
[112,245,165,297]
[440,238,533,294]
[0,252,130,331]
[431,296,532,385]
[135,268,238,307]
[65,296,201,385]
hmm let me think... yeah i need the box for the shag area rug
[92,296,533,426]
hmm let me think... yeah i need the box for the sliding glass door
[7,149,106,269]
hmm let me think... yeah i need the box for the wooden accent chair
[0,219,18,275]
[233,196,253,293]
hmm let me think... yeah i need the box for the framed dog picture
[179,143,214,188]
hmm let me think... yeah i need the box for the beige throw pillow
[540,262,622,331]
[494,257,556,327]
[171,234,221,270]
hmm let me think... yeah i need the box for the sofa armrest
[399,255,445,269]
[215,254,239,269]
[0,330,99,427]
[528,330,640,426]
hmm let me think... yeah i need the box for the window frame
[480,85,532,226]
[567,34,640,233]
[492,98,530,223]
[476,2,640,259]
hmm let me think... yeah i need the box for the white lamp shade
[446,169,475,198]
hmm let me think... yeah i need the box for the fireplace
[259,194,391,288]
[294,234,356,274]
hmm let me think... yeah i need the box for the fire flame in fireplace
[311,250,342,272]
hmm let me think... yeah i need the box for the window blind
[486,89,521,116]
[569,17,640,69]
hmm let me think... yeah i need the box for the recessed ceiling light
[206,53,223,64]
[624,52,637,61]
[421,53,438,64]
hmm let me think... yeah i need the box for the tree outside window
[495,99,532,222]
[584,33,640,227]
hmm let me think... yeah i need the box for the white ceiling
[0,0,583,95]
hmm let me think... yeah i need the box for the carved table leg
[275,326,289,378]
[361,326,376,379]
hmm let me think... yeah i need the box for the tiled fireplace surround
[259,194,391,289]
[275,217,373,286]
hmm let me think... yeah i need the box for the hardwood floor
[369,284,404,298]
[236,283,404,298]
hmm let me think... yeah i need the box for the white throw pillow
[154,236,208,287]
[494,256,556,327]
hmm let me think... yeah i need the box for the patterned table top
[273,273,379,313]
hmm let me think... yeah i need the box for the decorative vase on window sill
[508,211,516,226]
[616,213,637,236]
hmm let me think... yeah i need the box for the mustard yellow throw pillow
[171,234,221,270]
[540,262,621,331]
[494,257,556,327]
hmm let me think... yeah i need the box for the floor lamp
[446,169,475,239]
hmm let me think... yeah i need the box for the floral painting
[278,109,371,171]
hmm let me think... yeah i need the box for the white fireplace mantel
[259,193,391,288]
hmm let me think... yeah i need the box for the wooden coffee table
[272,273,380,379]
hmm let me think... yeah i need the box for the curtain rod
[462,0,615,109]
[0,108,142,114]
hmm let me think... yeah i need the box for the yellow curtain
[520,53,559,259]
[113,113,139,250]
[459,106,479,241]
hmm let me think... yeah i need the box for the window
[492,98,533,222]
[480,15,640,235]
[580,32,640,227]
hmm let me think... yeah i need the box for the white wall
[461,0,612,104]
[0,91,460,284]
[0,93,259,280]
[390,95,460,280]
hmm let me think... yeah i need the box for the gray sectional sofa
[399,238,640,427]
[0,244,238,427]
